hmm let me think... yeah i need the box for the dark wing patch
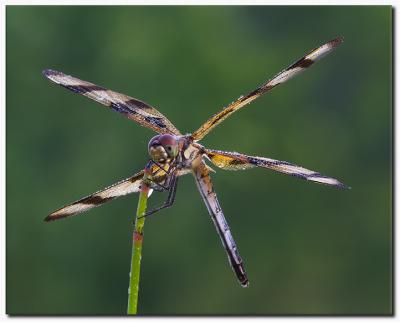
[45,164,192,222]
[191,37,343,141]
[45,171,145,221]
[43,69,180,135]
[204,148,348,189]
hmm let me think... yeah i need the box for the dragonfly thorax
[148,134,179,163]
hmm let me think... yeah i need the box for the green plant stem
[127,183,150,315]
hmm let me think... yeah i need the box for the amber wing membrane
[191,37,343,141]
[43,69,181,135]
[193,162,249,287]
[204,149,348,189]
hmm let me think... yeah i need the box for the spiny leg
[144,158,179,192]
[149,185,163,193]
[149,159,175,176]
[138,175,179,219]
[147,161,179,191]
[148,178,169,192]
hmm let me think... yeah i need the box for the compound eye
[148,136,161,150]
[148,134,178,161]
[158,135,178,157]
[158,135,177,146]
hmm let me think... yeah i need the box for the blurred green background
[6,6,391,315]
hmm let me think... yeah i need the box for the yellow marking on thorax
[183,143,203,169]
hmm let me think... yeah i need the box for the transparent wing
[43,69,181,135]
[45,166,191,222]
[204,149,348,189]
[45,170,145,221]
[191,37,343,141]
[193,162,249,287]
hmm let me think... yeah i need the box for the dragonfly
[44,37,347,287]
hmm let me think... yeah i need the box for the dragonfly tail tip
[337,182,351,190]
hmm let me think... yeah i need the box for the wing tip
[44,212,66,222]
[44,214,56,222]
[330,36,344,47]
[307,175,349,190]
[326,179,350,190]
[42,69,63,81]
[42,68,56,77]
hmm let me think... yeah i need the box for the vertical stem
[127,183,150,315]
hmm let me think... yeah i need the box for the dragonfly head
[148,134,179,163]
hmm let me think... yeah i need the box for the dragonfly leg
[146,167,178,191]
[149,159,175,176]
[147,179,169,192]
[138,175,178,219]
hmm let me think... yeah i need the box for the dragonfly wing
[46,164,191,222]
[45,170,145,221]
[191,37,343,141]
[193,162,249,287]
[43,69,181,135]
[204,149,348,189]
